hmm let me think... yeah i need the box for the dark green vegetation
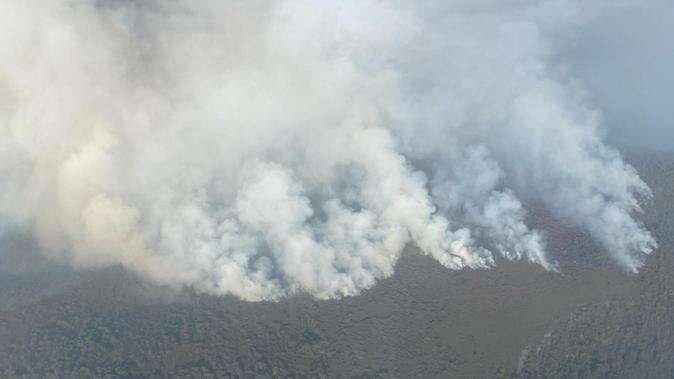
[1,149,673,378]
[519,150,674,378]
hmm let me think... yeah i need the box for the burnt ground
[0,149,673,378]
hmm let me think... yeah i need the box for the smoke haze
[570,0,674,152]
[0,0,658,300]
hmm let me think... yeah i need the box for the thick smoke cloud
[0,0,657,300]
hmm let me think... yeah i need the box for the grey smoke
[0,0,658,300]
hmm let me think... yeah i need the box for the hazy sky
[572,0,674,151]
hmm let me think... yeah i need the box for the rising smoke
[0,0,657,300]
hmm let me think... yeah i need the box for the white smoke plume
[0,0,656,300]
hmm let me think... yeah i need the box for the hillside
[1,149,672,378]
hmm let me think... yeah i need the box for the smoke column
[0,0,656,300]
